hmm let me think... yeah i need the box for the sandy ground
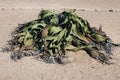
[0,0,120,80]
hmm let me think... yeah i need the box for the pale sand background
[0,0,120,80]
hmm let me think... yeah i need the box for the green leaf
[23,31,33,46]
[53,28,67,44]
[91,33,106,42]
[49,26,62,35]
[49,16,59,25]
[38,10,54,19]
[71,23,90,43]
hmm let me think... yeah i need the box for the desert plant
[2,10,120,64]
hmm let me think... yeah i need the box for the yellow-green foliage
[4,10,118,64]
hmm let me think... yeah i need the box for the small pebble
[109,10,113,12]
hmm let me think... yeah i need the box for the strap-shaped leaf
[38,10,54,19]
[49,26,62,35]
[91,33,107,42]
[53,28,67,44]
[49,16,59,25]
[71,23,91,43]
[23,31,33,46]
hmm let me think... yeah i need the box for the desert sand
[0,0,120,80]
